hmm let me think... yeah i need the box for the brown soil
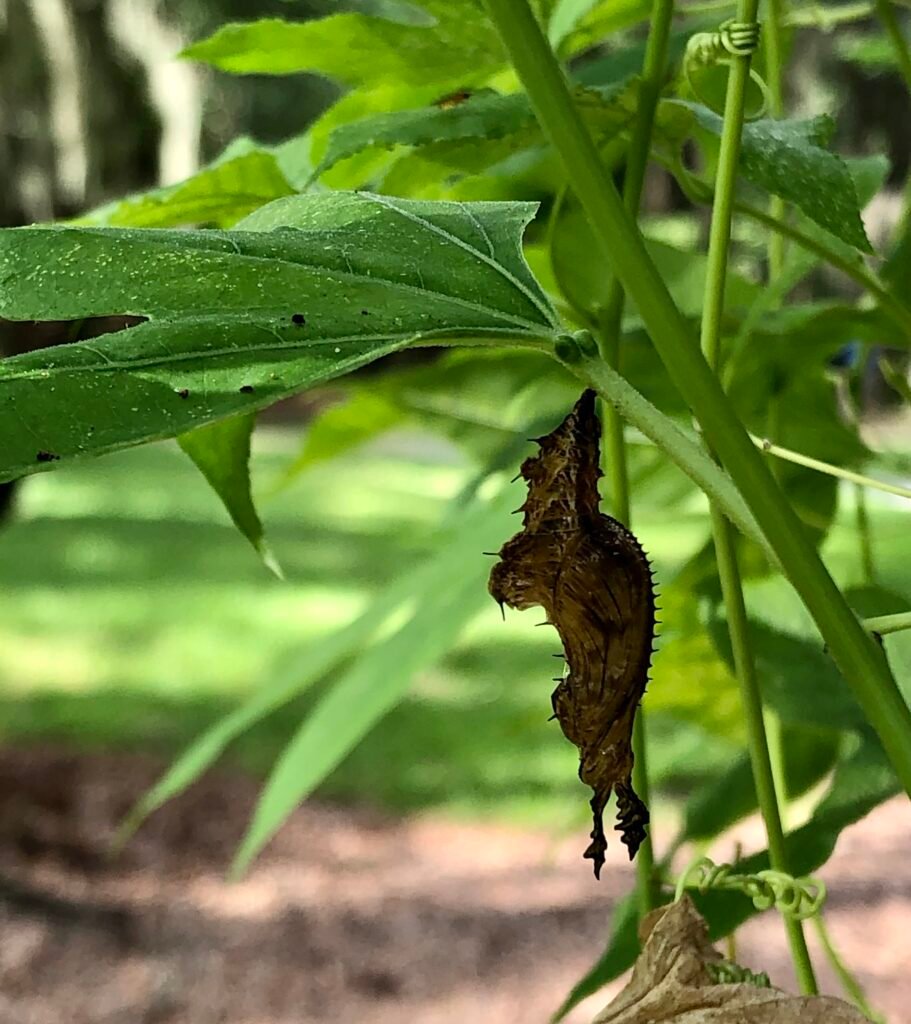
[0,747,907,1024]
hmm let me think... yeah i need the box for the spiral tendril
[686,19,762,65]
[675,856,827,920]
[683,20,770,118]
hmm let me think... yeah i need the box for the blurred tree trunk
[0,0,195,227]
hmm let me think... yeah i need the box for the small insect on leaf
[488,390,655,879]
[434,88,473,109]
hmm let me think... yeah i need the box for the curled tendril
[683,20,771,119]
[675,856,827,920]
[687,19,762,62]
[706,960,772,987]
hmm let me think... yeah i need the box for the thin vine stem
[695,0,817,988]
[751,435,911,500]
[483,0,911,817]
[863,610,911,636]
[784,0,877,28]
[874,0,911,93]
[764,0,788,276]
[874,0,911,225]
[812,916,886,1022]
[763,400,790,842]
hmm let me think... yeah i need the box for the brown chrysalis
[488,390,655,878]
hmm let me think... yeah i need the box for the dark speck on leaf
[360,309,370,315]
[239,385,255,394]
[177,388,190,399]
[36,451,60,463]
[291,313,306,326]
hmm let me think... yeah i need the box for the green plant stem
[854,482,877,585]
[875,0,911,92]
[864,610,911,636]
[710,511,820,995]
[812,916,885,1022]
[751,434,911,500]
[874,0,911,226]
[764,0,788,277]
[784,0,875,27]
[762,401,789,833]
[594,0,675,919]
[695,0,817,989]
[483,0,911,809]
[548,187,599,331]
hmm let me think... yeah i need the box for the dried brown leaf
[593,897,871,1023]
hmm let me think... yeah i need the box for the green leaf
[691,106,873,253]
[177,413,281,576]
[548,0,601,48]
[550,197,759,320]
[300,84,452,191]
[714,619,866,730]
[558,0,652,55]
[646,581,744,742]
[315,79,642,186]
[73,145,294,229]
[309,0,441,26]
[117,530,461,843]
[181,6,503,87]
[271,390,406,489]
[837,31,901,72]
[707,581,910,733]
[683,726,841,841]
[315,88,537,180]
[574,28,694,88]
[231,482,518,875]
[0,192,556,482]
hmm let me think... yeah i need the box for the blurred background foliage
[0,0,909,806]
[0,0,909,984]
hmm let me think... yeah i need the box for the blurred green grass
[0,428,906,828]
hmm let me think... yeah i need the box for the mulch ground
[0,747,907,1024]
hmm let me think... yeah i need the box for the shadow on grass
[0,515,434,589]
